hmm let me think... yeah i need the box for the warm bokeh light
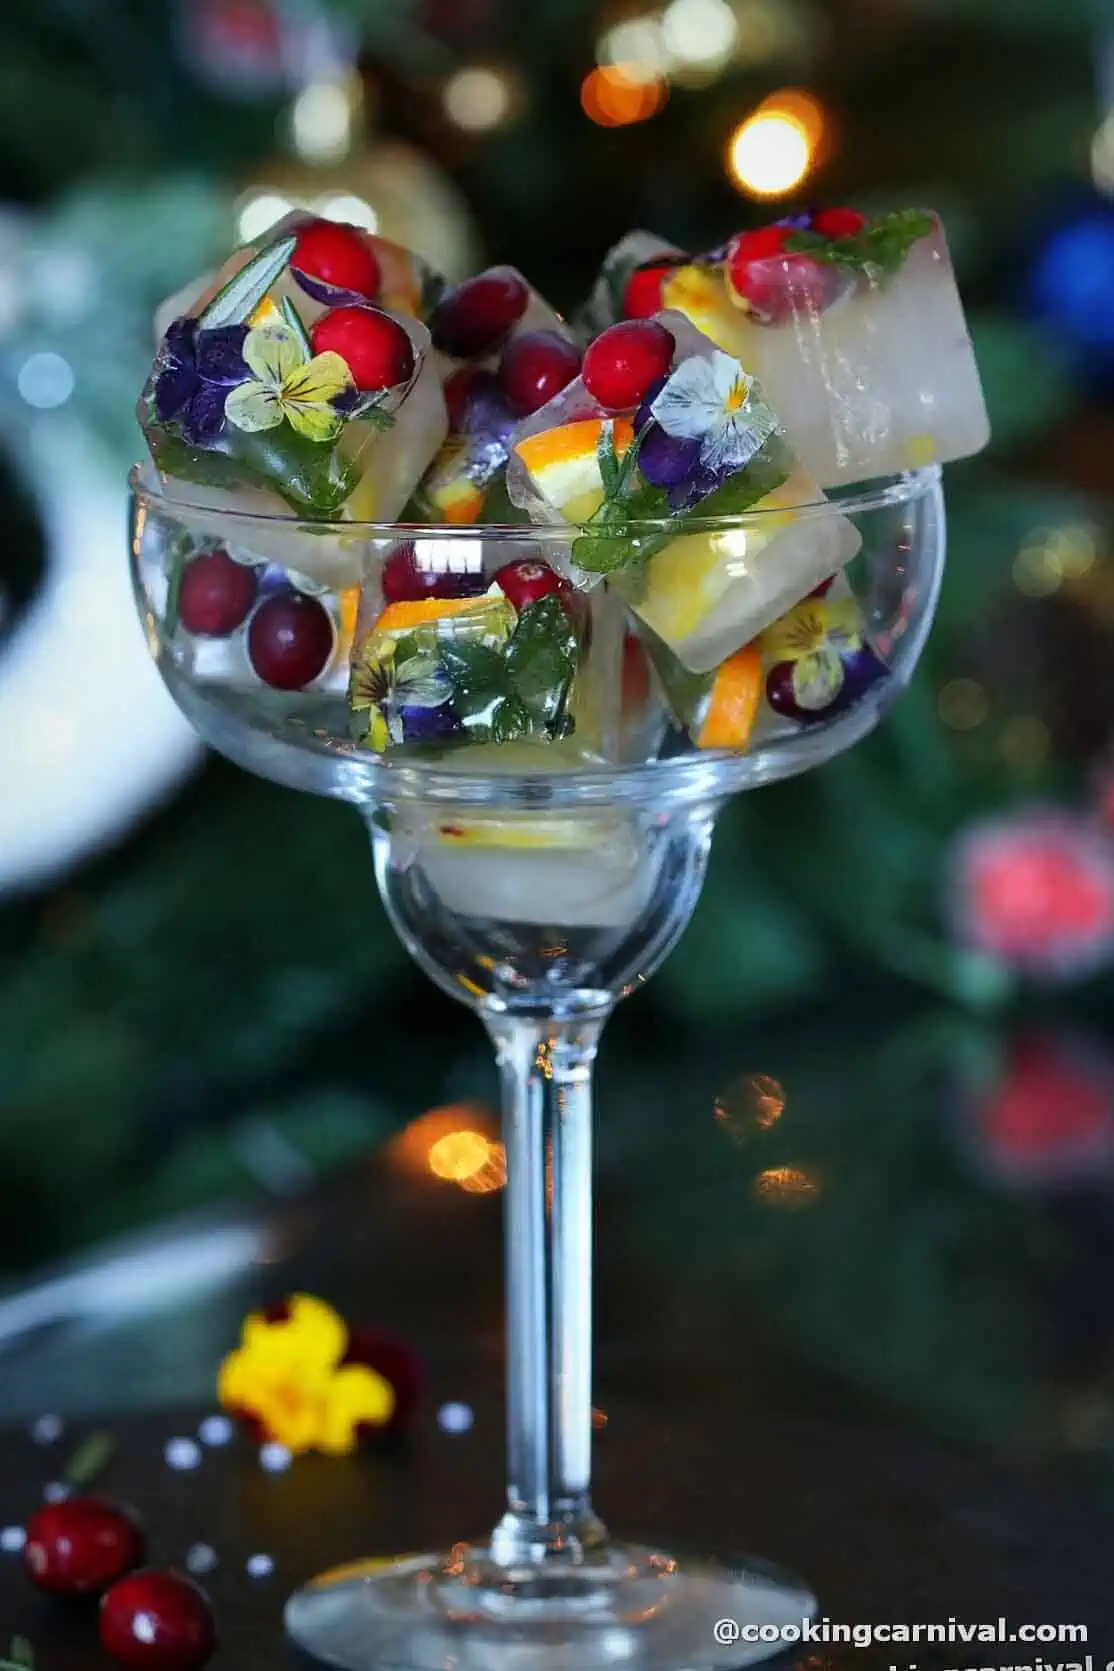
[290,78,355,165]
[237,191,294,243]
[428,1129,493,1182]
[443,65,514,132]
[751,1165,819,1206]
[389,1103,503,1190]
[581,64,667,127]
[937,678,989,732]
[998,715,1051,769]
[726,89,825,198]
[1013,523,1098,598]
[661,0,738,72]
[597,17,669,83]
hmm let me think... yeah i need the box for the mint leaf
[198,235,297,329]
[65,1429,115,1488]
[492,695,532,742]
[596,423,621,499]
[440,640,511,734]
[784,209,934,279]
[348,395,395,431]
[505,596,578,729]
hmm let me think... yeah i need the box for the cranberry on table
[178,548,258,637]
[292,218,380,299]
[582,320,675,413]
[247,592,334,690]
[100,1570,216,1671]
[431,270,529,359]
[494,558,571,613]
[24,1496,145,1596]
[382,542,486,604]
[811,206,868,240]
[499,330,581,416]
[621,262,679,320]
[310,307,415,392]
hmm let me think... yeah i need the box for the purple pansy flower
[153,317,250,446]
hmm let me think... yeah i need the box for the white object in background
[0,418,199,895]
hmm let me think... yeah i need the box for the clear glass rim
[132,462,944,808]
[128,461,942,538]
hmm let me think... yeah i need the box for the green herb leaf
[492,695,532,742]
[281,295,313,360]
[596,423,621,499]
[439,640,512,727]
[198,235,297,330]
[784,209,935,279]
[65,1429,116,1488]
[504,596,579,728]
[348,395,395,431]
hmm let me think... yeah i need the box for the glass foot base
[285,1541,815,1670]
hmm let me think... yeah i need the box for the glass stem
[485,1010,611,1568]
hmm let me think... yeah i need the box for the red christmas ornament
[293,220,381,301]
[582,320,675,414]
[24,1496,145,1596]
[310,307,415,392]
[953,812,1114,980]
[974,1033,1114,1187]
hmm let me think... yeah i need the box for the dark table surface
[2,1046,1114,1669]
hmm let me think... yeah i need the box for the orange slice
[696,645,762,751]
[376,594,496,635]
[514,416,635,523]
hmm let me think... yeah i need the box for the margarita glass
[129,465,945,1671]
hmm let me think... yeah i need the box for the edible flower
[650,349,778,475]
[225,320,355,444]
[153,317,249,446]
[350,641,453,752]
[218,1293,395,1455]
[759,595,865,712]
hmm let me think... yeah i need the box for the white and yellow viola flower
[650,350,778,474]
[225,321,355,444]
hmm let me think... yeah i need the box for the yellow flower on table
[225,321,355,444]
[218,1293,395,1455]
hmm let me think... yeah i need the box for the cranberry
[24,1497,145,1596]
[725,226,838,325]
[100,1570,216,1671]
[621,263,678,320]
[247,592,334,689]
[444,365,481,429]
[382,542,486,603]
[581,320,675,414]
[499,331,581,416]
[178,549,258,637]
[292,219,380,299]
[811,206,868,240]
[431,270,529,358]
[310,307,414,392]
[494,558,571,613]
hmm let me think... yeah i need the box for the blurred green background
[4,0,1114,1474]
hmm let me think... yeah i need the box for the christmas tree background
[3,0,1114,1464]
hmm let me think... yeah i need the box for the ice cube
[139,222,448,588]
[415,269,579,524]
[390,750,657,927]
[508,310,860,672]
[429,266,568,373]
[347,565,612,758]
[717,209,990,487]
[580,230,689,338]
